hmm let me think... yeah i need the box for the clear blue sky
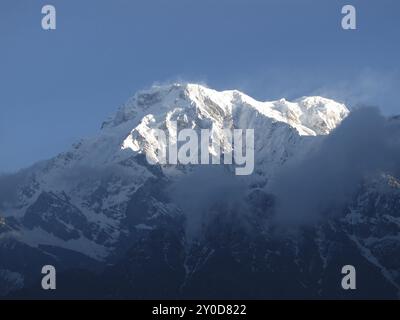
[1,0,399,173]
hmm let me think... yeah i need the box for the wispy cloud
[271,107,400,226]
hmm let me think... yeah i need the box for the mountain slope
[0,83,349,256]
[1,83,399,299]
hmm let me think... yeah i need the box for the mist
[271,107,400,226]
[168,166,246,240]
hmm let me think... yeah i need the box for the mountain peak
[101,83,349,136]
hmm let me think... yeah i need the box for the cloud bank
[271,107,400,226]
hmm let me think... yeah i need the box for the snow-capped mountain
[1,83,399,299]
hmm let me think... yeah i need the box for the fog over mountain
[272,107,400,225]
[0,83,399,299]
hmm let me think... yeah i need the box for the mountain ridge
[1,83,399,299]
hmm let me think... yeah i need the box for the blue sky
[1,0,399,173]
